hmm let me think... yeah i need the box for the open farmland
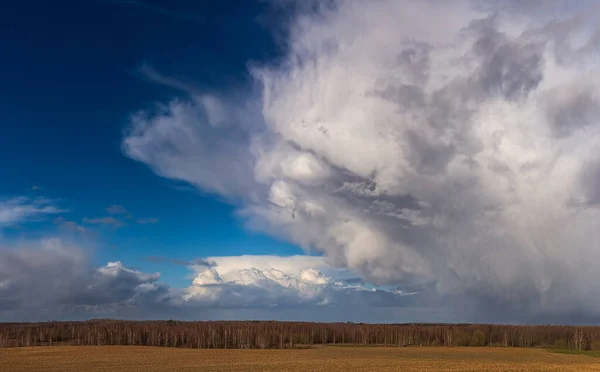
[1,346,600,372]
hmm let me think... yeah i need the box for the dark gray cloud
[469,17,544,100]
[580,158,600,206]
[0,239,170,320]
[545,86,600,138]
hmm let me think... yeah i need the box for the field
[1,346,600,371]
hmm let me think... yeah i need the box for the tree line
[1,320,599,350]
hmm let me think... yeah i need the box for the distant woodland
[1,320,598,350]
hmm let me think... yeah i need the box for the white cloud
[202,255,334,277]
[104,205,130,216]
[98,261,160,282]
[83,216,125,228]
[184,254,408,307]
[122,99,261,199]
[0,196,64,227]
[123,1,600,320]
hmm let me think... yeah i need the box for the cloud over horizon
[0,238,413,322]
[122,0,600,322]
[0,238,168,320]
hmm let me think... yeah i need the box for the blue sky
[1,0,302,286]
[2,0,600,324]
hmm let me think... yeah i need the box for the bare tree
[445,329,453,347]
[573,329,586,350]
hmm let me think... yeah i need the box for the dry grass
[1,346,600,371]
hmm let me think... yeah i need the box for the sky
[2,0,600,324]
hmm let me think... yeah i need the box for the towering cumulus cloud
[123,0,600,322]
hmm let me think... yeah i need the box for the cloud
[54,217,89,233]
[144,256,214,266]
[184,255,413,308]
[122,97,261,199]
[83,217,126,228]
[139,64,196,93]
[121,0,600,322]
[104,205,131,217]
[0,238,170,320]
[0,238,417,321]
[0,235,591,323]
[0,196,64,227]
[136,217,158,224]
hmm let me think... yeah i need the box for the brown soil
[1,346,600,371]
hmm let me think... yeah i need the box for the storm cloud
[0,238,171,320]
[123,0,600,322]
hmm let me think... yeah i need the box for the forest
[0,320,598,350]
